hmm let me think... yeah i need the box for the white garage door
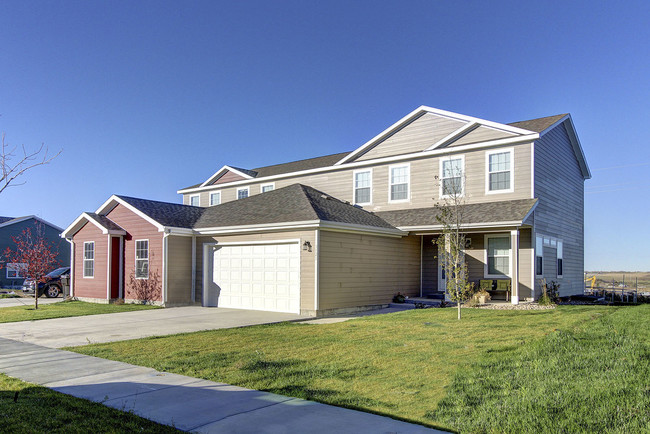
[209,242,301,314]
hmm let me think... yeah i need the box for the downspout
[163,231,169,305]
[66,238,74,298]
[191,235,196,303]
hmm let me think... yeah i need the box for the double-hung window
[354,170,372,205]
[209,191,221,206]
[135,240,149,279]
[486,149,514,193]
[6,263,26,279]
[557,241,563,278]
[440,156,464,198]
[237,187,249,200]
[83,242,95,278]
[486,235,510,277]
[389,164,409,202]
[189,194,200,207]
[535,235,543,276]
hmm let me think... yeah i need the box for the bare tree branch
[1,132,62,195]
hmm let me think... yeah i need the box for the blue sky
[1,1,648,270]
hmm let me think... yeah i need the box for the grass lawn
[0,300,160,324]
[0,373,179,433]
[70,305,650,432]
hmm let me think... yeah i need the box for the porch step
[421,292,445,300]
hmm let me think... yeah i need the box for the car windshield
[46,267,69,278]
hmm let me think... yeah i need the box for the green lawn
[70,305,650,432]
[0,300,160,324]
[0,373,179,433]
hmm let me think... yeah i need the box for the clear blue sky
[1,1,648,271]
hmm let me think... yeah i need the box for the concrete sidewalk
[0,296,63,308]
[0,337,441,433]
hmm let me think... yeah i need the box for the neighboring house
[0,216,70,289]
[63,106,590,315]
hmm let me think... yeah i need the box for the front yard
[0,300,160,324]
[71,304,650,432]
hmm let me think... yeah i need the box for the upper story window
[6,263,27,279]
[440,156,464,198]
[486,149,514,193]
[135,240,149,279]
[83,241,95,278]
[389,164,409,202]
[189,194,200,207]
[261,183,275,193]
[354,170,372,205]
[209,191,221,206]
[486,234,510,277]
[237,187,249,200]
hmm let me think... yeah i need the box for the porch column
[511,229,519,304]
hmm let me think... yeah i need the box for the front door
[437,261,446,294]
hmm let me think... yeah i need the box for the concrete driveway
[0,306,308,348]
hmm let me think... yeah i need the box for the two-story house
[62,106,590,315]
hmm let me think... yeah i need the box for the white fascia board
[165,227,195,236]
[178,134,540,194]
[200,165,255,188]
[61,212,127,238]
[195,220,321,235]
[418,106,538,135]
[425,122,478,150]
[0,215,64,232]
[520,200,539,224]
[96,195,165,232]
[540,115,591,180]
[398,221,525,232]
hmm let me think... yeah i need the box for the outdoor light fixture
[302,241,312,252]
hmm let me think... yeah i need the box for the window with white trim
[389,164,409,201]
[6,263,27,279]
[135,240,149,279]
[83,242,95,278]
[189,194,200,207]
[209,191,221,206]
[487,149,513,193]
[237,187,249,200]
[557,241,563,278]
[261,183,275,193]
[441,156,464,197]
[535,235,543,276]
[486,235,510,277]
[354,170,372,205]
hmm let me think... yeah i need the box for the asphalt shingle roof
[115,195,206,229]
[84,213,125,232]
[0,216,15,224]
[375,199,538,228]
[508,114,567,133]
[195,184,395,230]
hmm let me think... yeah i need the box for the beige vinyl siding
[449,125,516,147]
[166,235,193,304]
[355,113,467,162]
[318,231,420,310]
[188,143,533,212]
[518,228,533,299]
[533,122,585,296]
[195,230,316,312]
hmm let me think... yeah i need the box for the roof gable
[200,165,257,187]
[61,212,126,238]
[0,215,64,232]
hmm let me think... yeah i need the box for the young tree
[434,157,475,320]
[1,132,61,195]
[3,224,58,309]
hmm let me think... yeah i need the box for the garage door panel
[208,242,300,314]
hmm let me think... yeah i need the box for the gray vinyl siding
[449,125,516,147]
[166,235,193,305]
[186,142,533,212]
[533,122,585,296]
[318,231,420,310]
[355,113,466,161]
[0,219,69,288]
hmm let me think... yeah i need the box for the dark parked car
[22,267,70,298]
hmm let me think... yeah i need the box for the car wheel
[45,285,61,298]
